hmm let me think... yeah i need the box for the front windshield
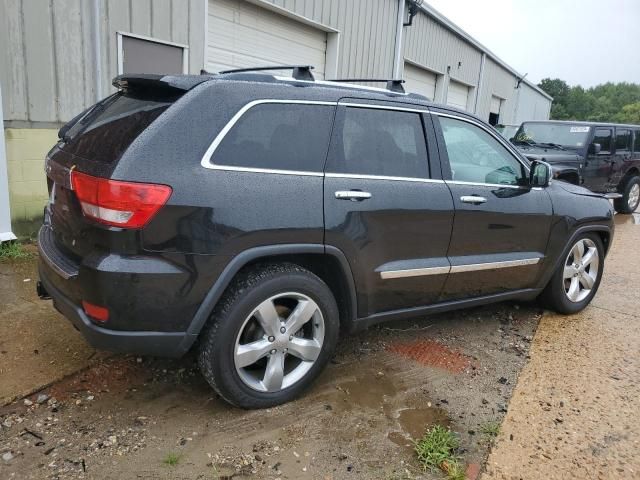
[496,125,519,140]
[514,123,590,148]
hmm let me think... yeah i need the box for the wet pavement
[483,213,640,479]
[0,248,540,479]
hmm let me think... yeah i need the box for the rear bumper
[39,264,190,357]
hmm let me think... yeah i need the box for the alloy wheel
[234,292,325,392]
[629,183,640,211]
[563,238,599,303]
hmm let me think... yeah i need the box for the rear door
[324,100,454,318]
[583,127,614,191]
[610,128,633,185]
[432,109,553,301]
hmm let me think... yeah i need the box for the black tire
[614,175,640,214]
[539,233,604,314]
[198,263,339,409]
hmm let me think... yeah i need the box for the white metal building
[0,0,552,237]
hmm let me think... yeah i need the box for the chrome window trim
[338,101,428,114]
[200,99,338,171]
[446,180,524,190]
[379,257,540,279]
[325,172,443,183]
[433,111,531,174]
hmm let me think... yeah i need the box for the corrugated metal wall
[0,0,205,124]
[259,0,399,79]
[1,0,550,125]
[403,12,482,87]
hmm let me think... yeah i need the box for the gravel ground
[0,251,540,479]
[483,213,640,480]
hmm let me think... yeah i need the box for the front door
[583,127,614,191]
[324,101,454,318]
[432,111,553,301]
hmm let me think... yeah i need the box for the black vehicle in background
[513,120,640,213]
[495,124,520,140]
[38,68,615,408]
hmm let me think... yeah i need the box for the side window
[438,116,526,186]
[635,130,640,153]
[615,129,631,152]
[330,107,429,178]
[593,128,612,154]
[211,103,334,172]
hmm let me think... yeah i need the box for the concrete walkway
[483,213,640,480]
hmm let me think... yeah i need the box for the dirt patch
[0,300,539,479]
[387,338,473,373]
[44,357,146,402]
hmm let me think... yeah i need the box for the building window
[117,32,188,75]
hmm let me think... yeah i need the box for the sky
[424,0,640,88]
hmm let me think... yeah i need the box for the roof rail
[328,78,406,94]
[217,65,315,81]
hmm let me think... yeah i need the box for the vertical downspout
[0,84,17,242]
[474,53,486,115]
[91,0,103,101]
[392,0,405,79]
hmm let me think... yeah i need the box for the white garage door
[403,63,437,100]
[490,95,502,114]
[207,0,327,79]
[447,80,470,110]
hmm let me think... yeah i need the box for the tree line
[538,78,640,124]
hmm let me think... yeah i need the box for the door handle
[460,195,487,205]
[335,190,372,201]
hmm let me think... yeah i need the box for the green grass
[480,421,501,439]
[414,425,464,480]
[0,241,32,260]
[162,452,181,466]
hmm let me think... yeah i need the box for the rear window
[615,129,631,151]
[61,91,177,163]
[211,103,334,172]
[327,107,429,178]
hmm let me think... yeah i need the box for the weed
[163,452,181,466]
[480,421,501,439]
[414,425,464,479]
[0,242,32,260]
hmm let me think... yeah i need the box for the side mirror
[529,160,552,188]
[588,143,602,155]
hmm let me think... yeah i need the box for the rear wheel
[614,176,640,214]
[198,263,339,408]
[540,233,604,314]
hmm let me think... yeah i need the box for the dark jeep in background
[37,69,615,408]
[512,120,640,213]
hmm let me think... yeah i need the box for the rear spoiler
[112,74,210,93]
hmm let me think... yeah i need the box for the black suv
[512,120,640,213]
[38,69,614,408]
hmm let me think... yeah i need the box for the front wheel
[198,263,339,409]
[539,233,604,314]
[614,176,640,214]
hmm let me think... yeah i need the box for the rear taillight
[71,171,172,229]
[82,300,109,322]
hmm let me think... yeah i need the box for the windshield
[514,123,590,149]
[496,125,519,140]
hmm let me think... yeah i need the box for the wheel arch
[538,225,612,290]
[179,244,358,353]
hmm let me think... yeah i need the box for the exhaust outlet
[36,281,51,300]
